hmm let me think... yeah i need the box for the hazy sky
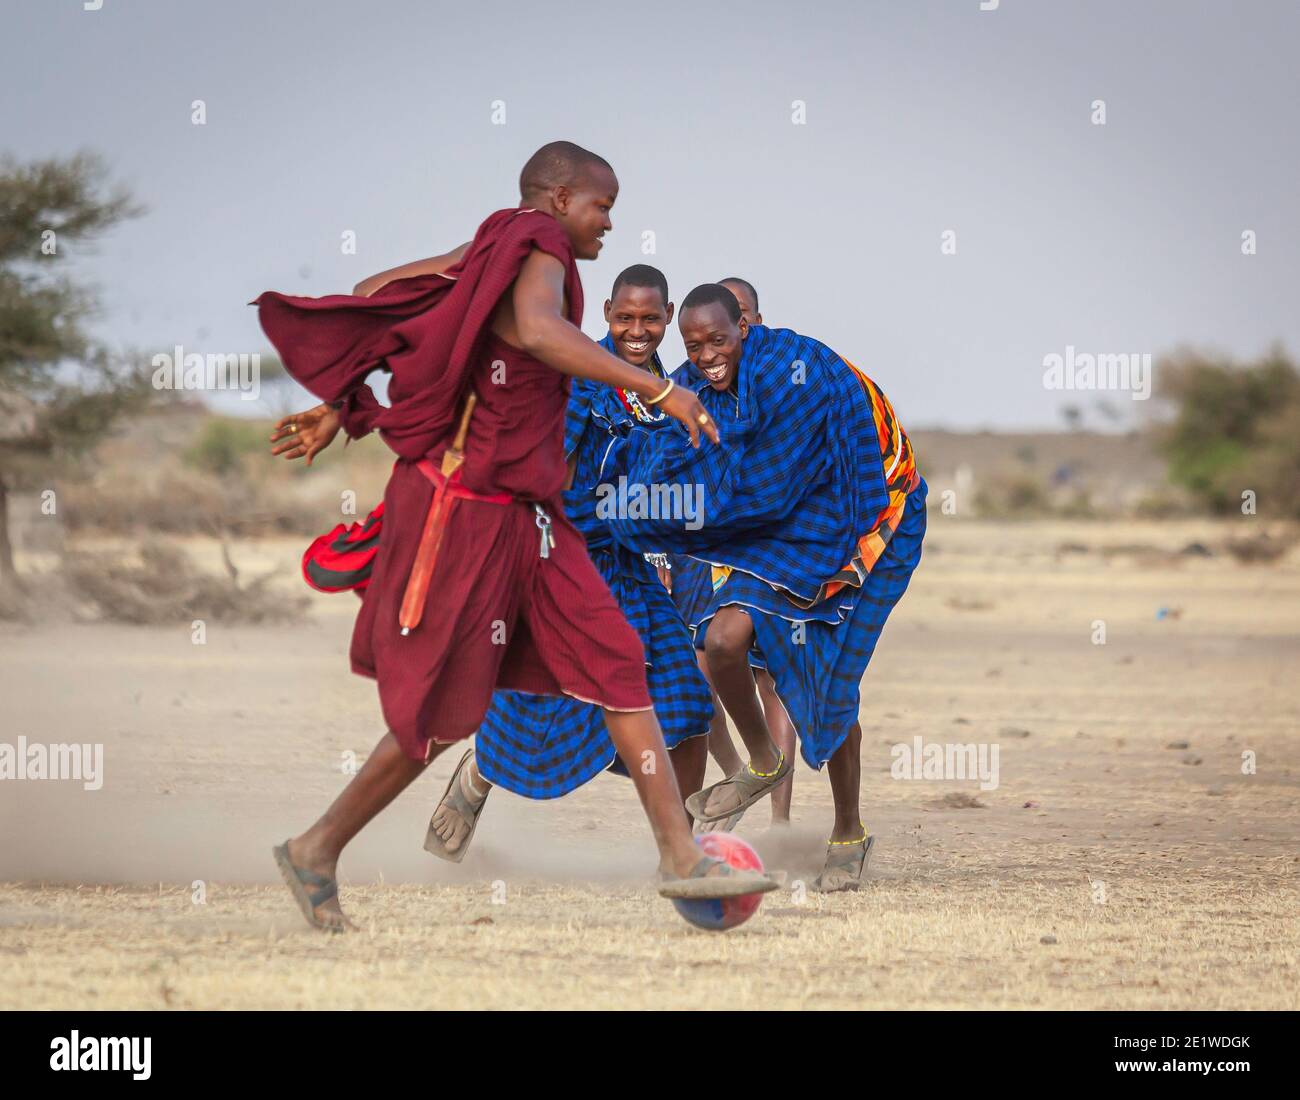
[3,0,1297,429]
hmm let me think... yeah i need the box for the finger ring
[697,413,711,425]
[287,423,297,433]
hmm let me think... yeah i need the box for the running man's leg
[698,649,743,775]
[814,719,872,891]
[826,720,863,842]
[603,708,710,876]
[432,724,709,856]
[669,731,708,809]
[286,730,451,928]
[756,668,795,824]
[703,606,780,773]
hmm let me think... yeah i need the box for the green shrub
[183,417,268,478]
[1157,347,1300,517]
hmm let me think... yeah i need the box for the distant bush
[60,468,325,537]
[62,542,308,624]
[1156,347,1300,517]
[1058,489,1097,519]
[183,417,269,477]
[973,475,1050,518]
[1133,488,1192,519]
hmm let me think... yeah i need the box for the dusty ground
[1,518,1297,1010]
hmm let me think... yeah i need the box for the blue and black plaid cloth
[695,481,926,766]
[607,325,892,604]
[607,326,926,767]
[669,554,714,631]
[474,335,712,799]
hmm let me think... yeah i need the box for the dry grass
[2,517,1298,1010]
[60,542,308,625]
[2,867,1294,1010]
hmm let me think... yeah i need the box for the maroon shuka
[255,208,652,762]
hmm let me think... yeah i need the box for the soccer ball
[671,832,767,931]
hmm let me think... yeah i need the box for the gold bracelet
[643,378,675,406]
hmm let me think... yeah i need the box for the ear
[753,312,763,326]
[603,299,613,323]
[551,184,571,215]
[664,301,675,325]
[738,316,750,340]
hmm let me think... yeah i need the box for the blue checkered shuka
[474,335,713,799]
[605,325,927,768]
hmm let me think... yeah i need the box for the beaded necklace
[616,354,668,424]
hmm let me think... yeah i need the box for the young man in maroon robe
[256,142,775,931]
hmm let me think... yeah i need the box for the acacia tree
[0,150,148,586]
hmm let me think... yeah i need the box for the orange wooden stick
[441,392,477,476]
[399,394,478,635]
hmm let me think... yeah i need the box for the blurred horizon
[3,0,1299,431]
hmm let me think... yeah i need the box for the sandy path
[1,519,1297,1009]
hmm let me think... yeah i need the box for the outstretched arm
[511,250,720,447]
[352,242,471,297]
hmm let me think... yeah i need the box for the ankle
[290,833,338,870]
[667,836,702,874]
[463,759,491,801]
[746,744,783,776]
[829,821,866,844]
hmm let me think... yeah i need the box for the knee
[704,612,752,666]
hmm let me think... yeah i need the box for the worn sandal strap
[304,879,338,907]
[689,855,726,879]
[444,770,488,816]
[686,751,792,824]
[290,863,334,889]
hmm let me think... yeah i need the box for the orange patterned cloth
[711,357,919,609]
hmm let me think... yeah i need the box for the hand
[270,403,341,465]
[656,562,673,592]
[658,385,720,448]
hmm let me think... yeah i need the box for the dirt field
[2,518,1297,1010]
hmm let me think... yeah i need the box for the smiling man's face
[604,284,673,368]
[679,301,748,391]
[553,163,618,260]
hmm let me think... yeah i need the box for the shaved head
[681,282,742,324]
[519,141,614,201]
[719,277,759,313]
[612,263,669,307]
[719,276,761,325]
[679,284,747,392]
